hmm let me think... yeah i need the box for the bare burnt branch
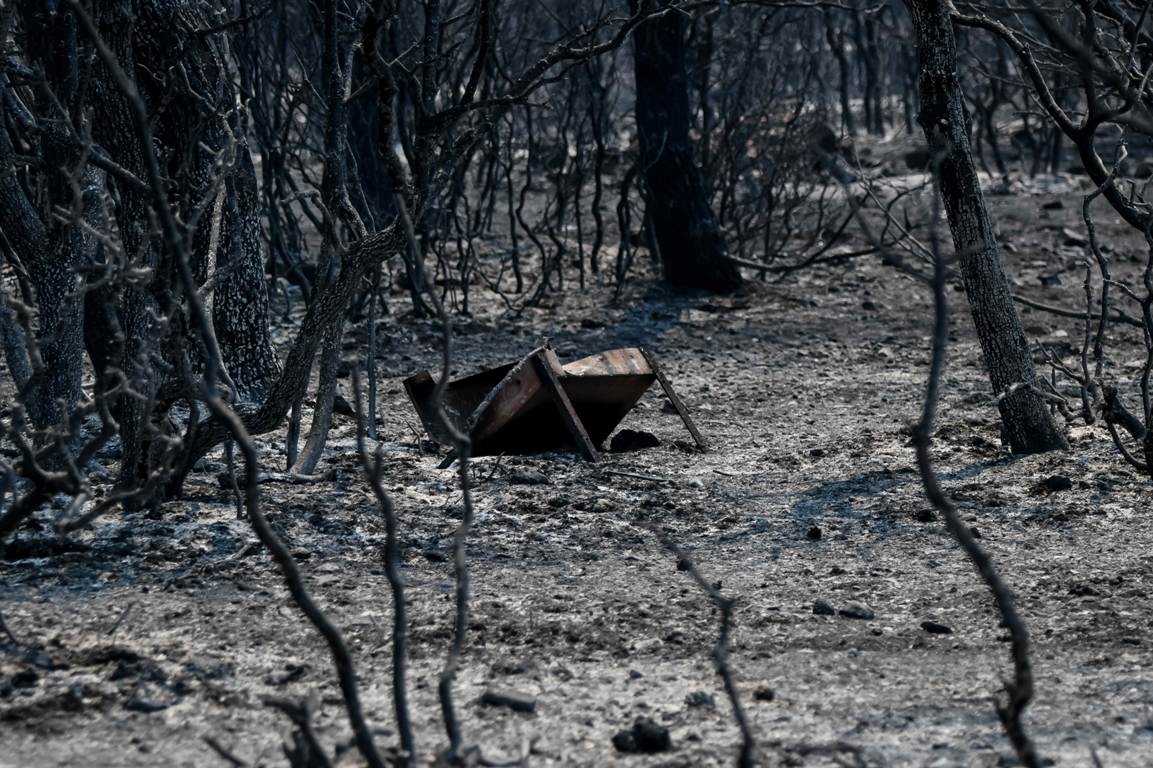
[651,527,756,768]
[914,173,1043,767]
[4,1,1146,765]
[352,368,416,768]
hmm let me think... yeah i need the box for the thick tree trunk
[4,6,91,431]
[347,54,398,231]
[632,0,741,293]
[906,0,1066,454]
[86,0,278,496]
[215,145,281,403]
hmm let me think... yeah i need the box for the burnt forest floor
[4,168,1153,767]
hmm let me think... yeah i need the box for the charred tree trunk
[632,0,741,293]
[215,143,281,403]
[906,0,1066,454]
[89,1,161,495]
[824,10,857,137]
[88,0,278,496]
[4,6,91,432]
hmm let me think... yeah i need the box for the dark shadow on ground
[786,456,1018,535]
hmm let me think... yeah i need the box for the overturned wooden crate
[403,346,705,463]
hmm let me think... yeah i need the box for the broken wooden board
[403,346,705,460]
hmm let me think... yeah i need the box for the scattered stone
[266,664,307,686]
[591,498,613,514]
[124,682,180,713]
[10,670,38,689]
[610,429,661,452]
[1042,199,1065,210]
[915,509,935,523]
[684,691,715,709]
[813,599,836,616]
[612,718,672,754]
[611,730,638,753]
[921,621,953,635]
[491,658,535,676]
[809,447,827,458]
[509,468,549,485]
[480,688,537,714]
[753,686,775,702]
[1041,474,1073,492]
[861,300,878,311]
[580,318,605,330]
[806,526,822,541]
[1061,227,1088,247]
[838,603,875,620]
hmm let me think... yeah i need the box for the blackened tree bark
[0,6,93,431]
[215,143,281,403]
[824,9,857,137]
[632,0,741,293]
[89,0,160,493]
[905,0,1066,454]
[130,0,277,404]
[347,57,398,231]
[86,0,278,495]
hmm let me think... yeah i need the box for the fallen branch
[601,468,667,483]
[203,736,249,768]
[1011,293,1143,328]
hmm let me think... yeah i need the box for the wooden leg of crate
[640,348,707,452]
[533,350,600,462]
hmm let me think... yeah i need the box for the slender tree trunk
[632,0,741,293]
[824,10,856,137]
[905,0,1066,454]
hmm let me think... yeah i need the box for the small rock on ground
[610,429,662,452]
[921,621,953,635]
[839,603,875,620]
[480,688,537,714]
[612,718,672,754]
[813,599,836,616]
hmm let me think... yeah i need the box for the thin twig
[650,528,756,767]
[913,178,1043,767]
[353,370,417,767]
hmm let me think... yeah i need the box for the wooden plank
[639,348,707,452]
[562,347,650,377]
[533,349,600,462]
[468,350,546,443]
